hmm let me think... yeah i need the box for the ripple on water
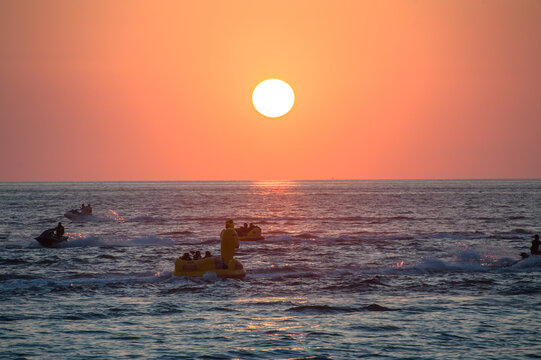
[286,303,398,314]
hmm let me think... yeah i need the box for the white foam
[28,234,176,248]
[380,244,540,275]
[0,271,173,292]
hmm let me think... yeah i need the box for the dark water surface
[1,180,540,359]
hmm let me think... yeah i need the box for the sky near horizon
[1,0,540,181]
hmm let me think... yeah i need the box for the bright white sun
[252,79,295,118]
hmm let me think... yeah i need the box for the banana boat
[173,256,246,279]
[236,225,265,241]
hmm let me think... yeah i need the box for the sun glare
[252,79,295,118]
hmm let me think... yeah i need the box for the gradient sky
[1,0,540,181]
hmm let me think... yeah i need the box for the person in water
[220,219,239,265]
[531,234,540,255]
[55,222,65,237]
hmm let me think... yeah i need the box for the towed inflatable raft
[237,226,265,241]
[173,256,246,279]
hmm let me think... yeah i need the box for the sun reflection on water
[251,180,298,188]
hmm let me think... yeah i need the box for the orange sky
[1,0,540,181]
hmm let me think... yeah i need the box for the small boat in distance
[236,223,265,241]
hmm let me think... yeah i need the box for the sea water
[0,180,540,359]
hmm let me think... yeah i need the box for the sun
[252,79,295,118]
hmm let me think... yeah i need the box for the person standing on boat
[220,219,239,264]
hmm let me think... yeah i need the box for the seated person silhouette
[55,222,65,237]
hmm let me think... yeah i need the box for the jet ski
[35,229,68,247]
[236,225,265,241]
[518,252,540,261]
[64,206,92,220]
[173,256,246,279]
[501,252,540,267]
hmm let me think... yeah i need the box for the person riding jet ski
[35,223,68,247]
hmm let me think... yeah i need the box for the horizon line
[1,177,540,183]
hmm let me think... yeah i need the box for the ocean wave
[258,231,510,244]
[512,255,541,269]
[293,233,319,239]
[127,215,169,223]
[416,232,488,241]
[499,283,541,296]
[145,215,421,225]
[151,303,185,315]
[0,271,172,294]
[246,263,319,280]
[36,256,61,265]
[286,303,398,314]
[48,311,111,321]
[266,230,290,235]
[29,235,177,248]
[124,236,175,246]
[322,276,388,292]
[65,214,119,223]
[0,273,39,281]
[0,258,29,265]
[379,249,541,276]
[161,230,194,235]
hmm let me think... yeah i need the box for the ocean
[1,180,540,359]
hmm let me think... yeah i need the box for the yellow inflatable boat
[173,256,246,279]
[236,226,265,241]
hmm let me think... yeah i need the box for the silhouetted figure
[531,234,540,255]
[236,223,246,236]
[180,252,191,261]
[249,223,254,231]
[55,222,65,237]
[204,251,212,258]
[220,219,239,265]
[193,251,202,260]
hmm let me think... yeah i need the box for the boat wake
[27,234,176,248]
